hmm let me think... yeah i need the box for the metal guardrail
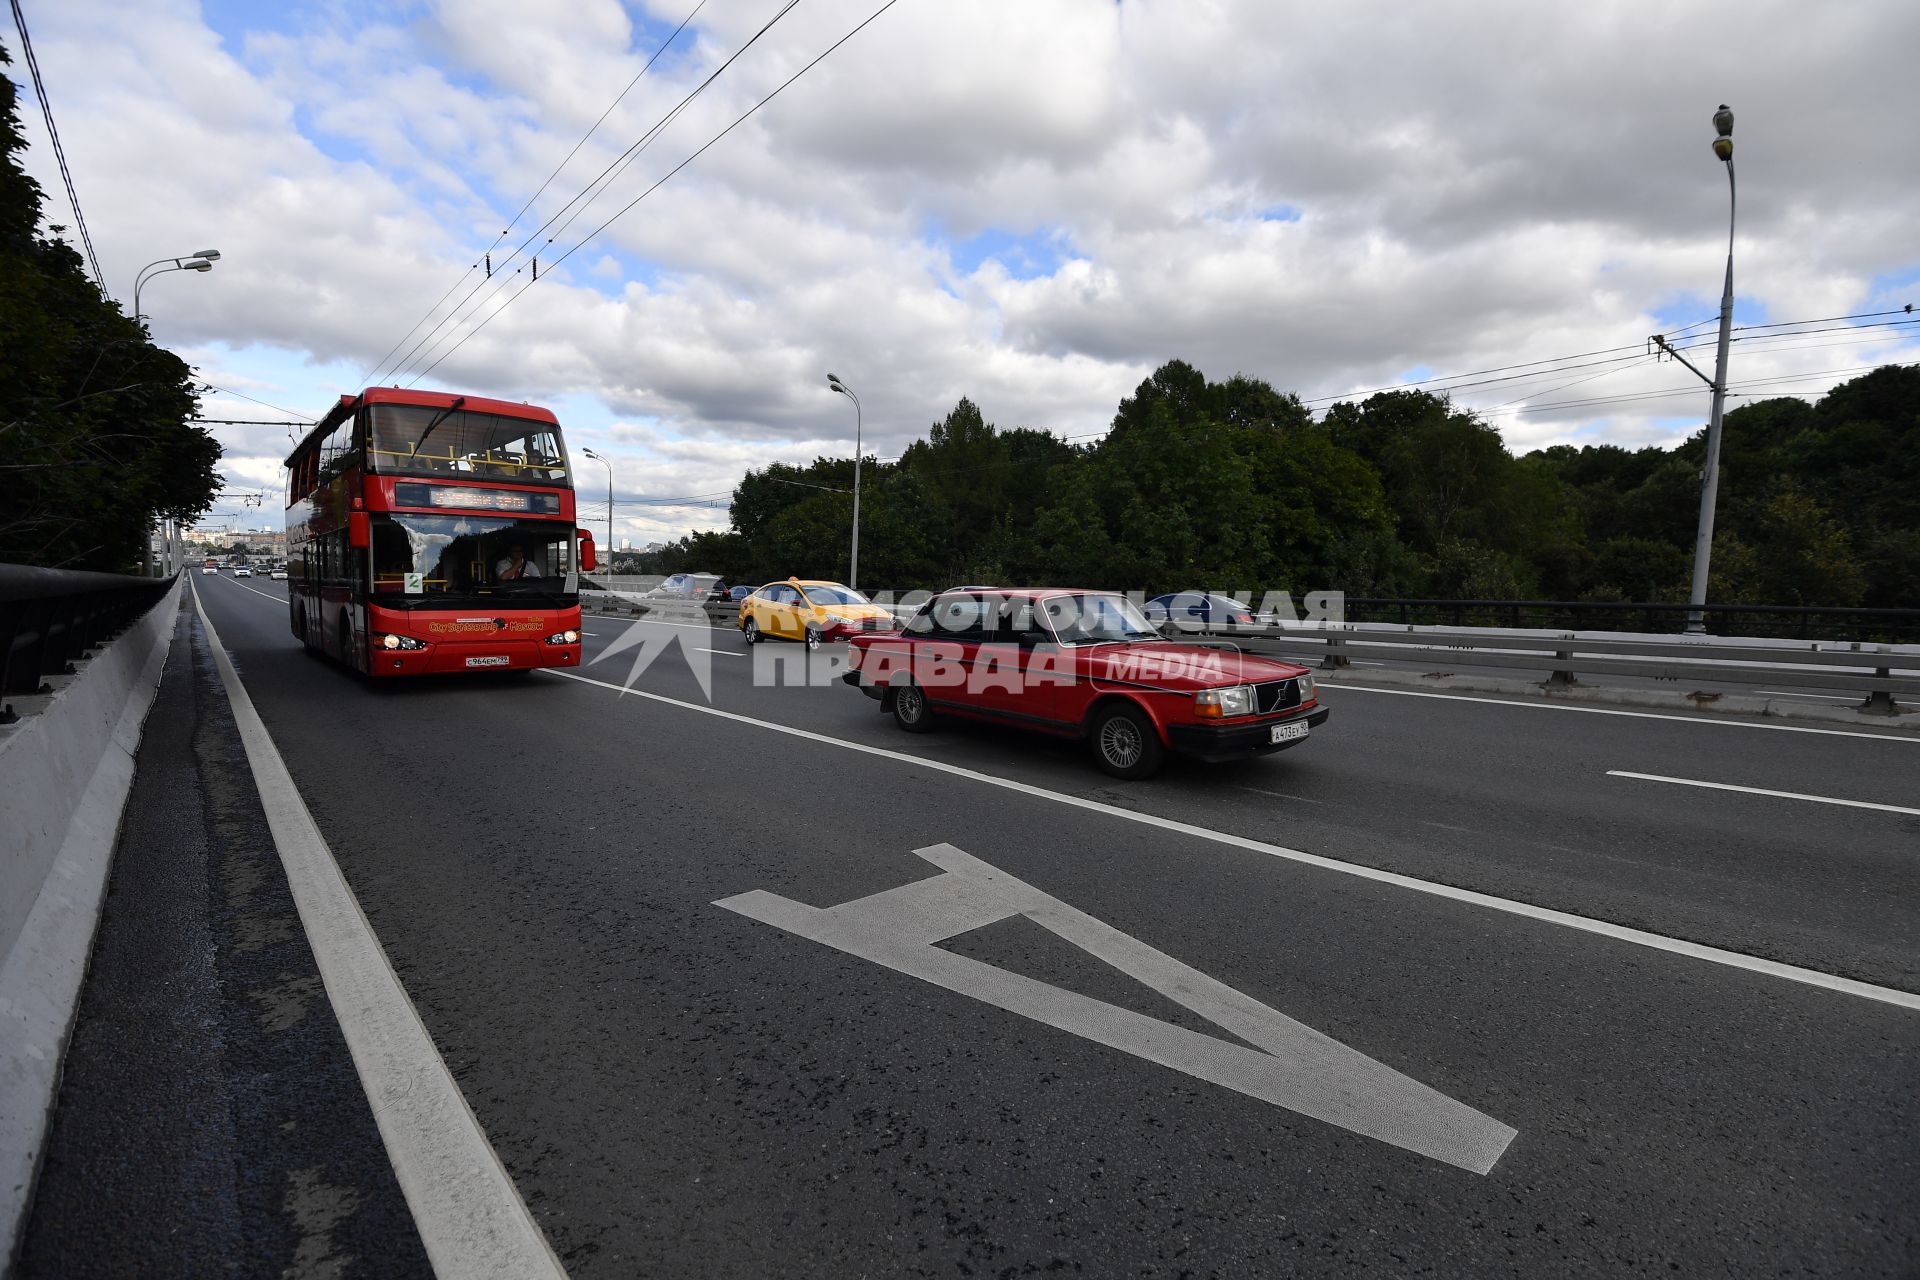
[1336,598,1920,644]
[0,565,177,722]
[1184,621,1920,714]
[577,588,1918,713]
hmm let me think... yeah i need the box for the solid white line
[1756,690,1857,702]
[696,647,744,657]
[209,575,289,605]
[191,580,568,1280]
[1607,770,1920,816]
[1322,683,1919,743]
[539,668,1920,1012]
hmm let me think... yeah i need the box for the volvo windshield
[369,513,577,608]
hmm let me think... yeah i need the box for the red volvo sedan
[843,588,1327,779]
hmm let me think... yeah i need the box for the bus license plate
[466,655,510,668]
[1269,722,1308,744]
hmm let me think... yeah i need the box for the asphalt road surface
[46,574,1920,1276]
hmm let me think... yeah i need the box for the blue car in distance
[1142,591,1260,631]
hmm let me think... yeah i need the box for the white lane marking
[191,581,568,1280]
[209,575,289,605]
[539,668,1920,1012]
[582,613,716,632]
[1606,770,1920,816]
[720,844,1515,1174]
[1235,786,1325,805]
[696,647,744,657]
[1322,684,1920,743]
[1756,690,1857,702]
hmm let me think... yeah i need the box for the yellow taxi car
[739,578,897,650]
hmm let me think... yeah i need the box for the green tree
[0,43,217,570]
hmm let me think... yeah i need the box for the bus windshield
[369,512,576,606]
[367,404,569,483]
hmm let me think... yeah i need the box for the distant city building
[621,538,632,551]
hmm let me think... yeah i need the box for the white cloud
[14,0,1918,549]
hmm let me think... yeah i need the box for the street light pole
[826,373,863,590]
[581,448,613,583]
[132,249,220,322]
[1685,106,1736,634]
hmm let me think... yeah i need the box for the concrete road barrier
[0,576,181,1265]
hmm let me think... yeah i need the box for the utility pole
[1683,105,1738,634]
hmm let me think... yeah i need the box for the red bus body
[284,387,590,677]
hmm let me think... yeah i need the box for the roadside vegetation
[643,358,1919,609]
[0,43,219,573]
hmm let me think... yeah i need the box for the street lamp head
[194,249,222,262]
[186,259,213,272]
[1711,104,1734,161]
[582,447,602,459]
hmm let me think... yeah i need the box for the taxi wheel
[1089,703,1164,780]
[743,618,761,644]
[890,679,934,733]
[804,626,821,652]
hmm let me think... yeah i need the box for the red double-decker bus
[284,386,595,677]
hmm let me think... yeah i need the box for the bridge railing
[1181,620,1920,714]
[1331,598,1920,644]
[0,565,178,722]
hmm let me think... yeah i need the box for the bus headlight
[544,630,580,645]
[379,633,427,651]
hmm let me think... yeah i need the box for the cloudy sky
[13,0,1919,544]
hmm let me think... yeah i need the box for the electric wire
[8,0,105,289]
[197,382,314,420]
[1300,306,1912,409]
[380,0,801,385]
[404,0,905,387]
[359,0,711,386]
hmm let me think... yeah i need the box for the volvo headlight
[1297,672,1316,700]
[1195,685,1255,718]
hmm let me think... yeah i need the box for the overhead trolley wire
[380,0,800,386]
[359,0,710,386]
[1299,305,1913,410]
[9,0,105,290]
[404,0,906,388]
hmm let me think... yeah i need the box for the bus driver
[495,543,538,581]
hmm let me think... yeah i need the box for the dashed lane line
[191,579,569,1280]
[1321,683,1920,743]
[538,667,1920,1013]
[204,574,290,605]
[1607,770,1920,816]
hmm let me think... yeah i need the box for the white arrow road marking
[717,843,1517,1175]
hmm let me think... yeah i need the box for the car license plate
[466,655,510,668]
[1269,721,1308,744]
